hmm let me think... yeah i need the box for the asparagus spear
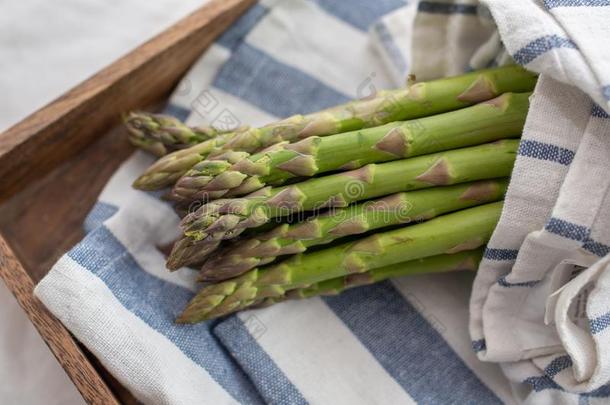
[170,92,528,203]
[236,248,484,311]
[167,140,517,269]
[133,66,536,190]
[199,179,508,281]
[289,248,483,299]
[125,112,236,157]
[177,202,501,323]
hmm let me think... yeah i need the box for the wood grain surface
[0,0,256,203]
[0,235,120,404]
[0,0,256,402]
[0,125,134,283]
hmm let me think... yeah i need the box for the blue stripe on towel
[214,317,308,405]
[544,217,610,257]
[585,385,610,397]
[590,311,610,334]
[67,226,265,405]
[545,217,589,242]
[484,248,519,261]
[512,35,578,65]
[311,0,407,31]
[545,355,573,377]
[545,0,610,7]
[518,139,575,165]
[418,1,479,14]
[497,276,541,288]
[216,4,270,51]
[603,85,610,101]
[592,103,610,118]
[83,202,119,234]
[583,238,610,257]
[524,375,562,392]
[163,103,192,122]
[524,356,610,397]
[213,43,350,117]
[472,339,487,353]
[324,282,501,404]
[523,356,572,392]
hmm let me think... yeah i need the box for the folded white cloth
[33,0,610,403]
[35,0,516,403]
[376,0,610,402]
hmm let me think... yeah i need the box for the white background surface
[0,1,207,402]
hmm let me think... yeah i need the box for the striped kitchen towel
[33,0,610,404]
[374,0,610,403]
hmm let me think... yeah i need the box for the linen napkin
[37,1,511,403]
[375,0,610,403]
[35,0,610,404]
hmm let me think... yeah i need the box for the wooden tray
[0,0,255,403]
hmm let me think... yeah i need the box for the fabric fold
[375,0,610,401]
[34,0,610,403]
[35,0,514,403]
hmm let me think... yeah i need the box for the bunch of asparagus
[127,66,536,323]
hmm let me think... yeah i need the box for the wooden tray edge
[0,0,256,203]
[0,234,120,404]
[0,0,256,402]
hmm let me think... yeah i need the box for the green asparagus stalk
[289,248,483,299]
[167,140,517,270]
[133,66,536,190]
[199,179,508,281]
[237,248,484,311]
[125,112,237,156]
[169,92,528,203]
[177,202,502,323]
